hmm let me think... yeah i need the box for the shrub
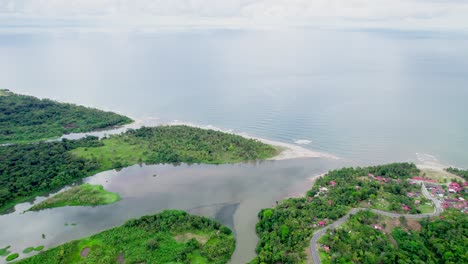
[6,253,19,261]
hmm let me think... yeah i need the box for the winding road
[309,183,443,264]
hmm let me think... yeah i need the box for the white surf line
[415,152,456,171]
[165,120,339,160]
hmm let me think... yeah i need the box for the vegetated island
[0,126,278,212]
[0,89,132,144]
[250,163,468,264]
[17,210,235,264]
[28,184,120,211]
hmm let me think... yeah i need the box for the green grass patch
[33,246,44,252]
[419,204,434,214]
[29,184,120,211]
[18,210,235,264]
[23,247,35,254]
[6,253,19,261]
[0,246,11,257]
[0,89,9,96]
[319,251,331,264]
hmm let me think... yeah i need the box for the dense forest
[446,167,468,181]
[319,209,467,263]
[0,126,277,212]
[72,125,279,169]
[17,210,236,264]
[319,210,396,263]
[250,163,424,263]
[0,89,132,143]
[0,136,102,212]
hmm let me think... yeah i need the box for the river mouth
[0,158,346,264]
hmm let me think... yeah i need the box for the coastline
[166,120,339,161]
[31,116,338,162]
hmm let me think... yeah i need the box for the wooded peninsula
[0,89,132,143]
[0,125,278,212]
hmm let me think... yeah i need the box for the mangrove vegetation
[29,184,120,211]
[0,126,277,212]
[18,210,235,264]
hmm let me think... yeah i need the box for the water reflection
[0,158,347,263]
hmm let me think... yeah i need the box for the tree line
[0,126,277,212]
[0,90,132,143]
[250,163,422,263]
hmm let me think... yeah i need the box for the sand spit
[166,121,338,161]
[282,173,326,200]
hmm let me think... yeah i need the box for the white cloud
[0,0,468,31]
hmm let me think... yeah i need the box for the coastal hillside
[0,90,132,143]
[250,163,468,264]
[0,126,278,212]
[318,209,467,263]
[16,210,235,264]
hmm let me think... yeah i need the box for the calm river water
[1,28,467,263]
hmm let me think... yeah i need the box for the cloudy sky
[1,0,468,31]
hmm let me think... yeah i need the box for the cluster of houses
[368,173,392,184]
[413,178,468,214]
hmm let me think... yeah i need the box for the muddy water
[0,158,347,263]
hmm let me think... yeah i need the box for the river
[0,28,467,263]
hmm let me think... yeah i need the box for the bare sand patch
[282,173,326,200]
[406,219,422,231]
[304,247,314,264]
[116,252,124,264]
[80,247,90,258]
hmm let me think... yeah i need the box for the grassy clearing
[174,233,209,245]
[29,184,120,211]
[33,246,44,252]
[419,203,434,214]
[6,253,19,261]
[18,210,235,264]
[22,247,34,254]
[0,246,11,257]
[319,251,331,264]
[71,137,147,170]
[421,168,462,183]
[0,89,9,96]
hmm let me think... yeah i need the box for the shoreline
[55,118,339,161]
[281,173,326,200]
[166,120,339,161]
